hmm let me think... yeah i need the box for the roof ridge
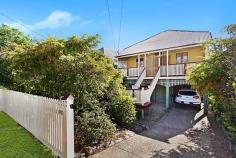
[123,30,210,50]
[165,29,210,33]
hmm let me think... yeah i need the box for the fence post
[66,100,74,158]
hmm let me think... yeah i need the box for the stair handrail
[139,68,160,104]
[132,67,146,90]
[148,68,160,91]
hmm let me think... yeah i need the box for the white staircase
[133,68,160,105]
[132,68,146,90]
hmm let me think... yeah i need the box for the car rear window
[179,91,197,96]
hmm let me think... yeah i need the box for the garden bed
[214,113,236,155]
[75,129,135,157]
[219,123,236,155]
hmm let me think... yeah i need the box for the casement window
[136,58,144,67]
[176,52,188,64]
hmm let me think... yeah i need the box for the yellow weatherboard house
[117,30,212,109]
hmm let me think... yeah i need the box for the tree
[188,24,236,141]
[0,24,32,88]
[1,27,136,147]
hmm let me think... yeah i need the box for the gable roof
[118,30,212,57]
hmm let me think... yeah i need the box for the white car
[175,89,201,108]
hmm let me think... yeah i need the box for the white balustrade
[128,67,139,77]
[160,64,186,76]
[119,67,144,77]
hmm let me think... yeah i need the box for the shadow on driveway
[90,105,234,158]
[140,105,203,143]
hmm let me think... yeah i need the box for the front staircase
[131,68,160,106]
[140,79,152,90]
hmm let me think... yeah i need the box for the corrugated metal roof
[119,30,212,56]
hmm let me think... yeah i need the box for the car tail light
[193,96,199,99]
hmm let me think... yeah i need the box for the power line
[0,12,47,38]
[117,0,124,55]
[106,0,116,51]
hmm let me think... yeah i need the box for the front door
[146,54,160,77]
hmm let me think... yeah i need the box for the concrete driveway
[90,106,234,158]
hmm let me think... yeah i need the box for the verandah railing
[160,63,197,76]
[119,67,144,77]
[120,63,197,77]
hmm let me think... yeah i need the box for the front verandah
[118,46,203,78]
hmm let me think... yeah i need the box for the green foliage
[0,25,136,147]
[76,109,115,146]
[225,24,236,37]
[218,113,236,142]
[188,24,236,142]
[0,24,32,88]
[109,95,136,127]
[102,74,136,127]
[209,96,224,116]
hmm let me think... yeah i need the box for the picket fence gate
[0,89,74,158]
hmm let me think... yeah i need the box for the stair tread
[140,79,152,89]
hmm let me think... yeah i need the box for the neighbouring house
[117,30,212,110]
[99,47,118,67]
[99,47,117,60]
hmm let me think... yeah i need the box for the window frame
[176,52,188,64]
[136,57,144,67]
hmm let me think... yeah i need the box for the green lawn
[0,111,55,158]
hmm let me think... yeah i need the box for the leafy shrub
[76,109,115,147]
[102,74,136,127]
[218,113,236,142]
[0,25,136,148]
[188,24,236,143]
[108,95,136,127]
[209,96,224,117]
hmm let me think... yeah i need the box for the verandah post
[165,80,170,110]
[138,55,140,75]
[166,50,169,77]
[144,54,147,76]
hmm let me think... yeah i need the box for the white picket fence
[0,89,74,158]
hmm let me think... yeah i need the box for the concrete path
[90,106,234,158]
